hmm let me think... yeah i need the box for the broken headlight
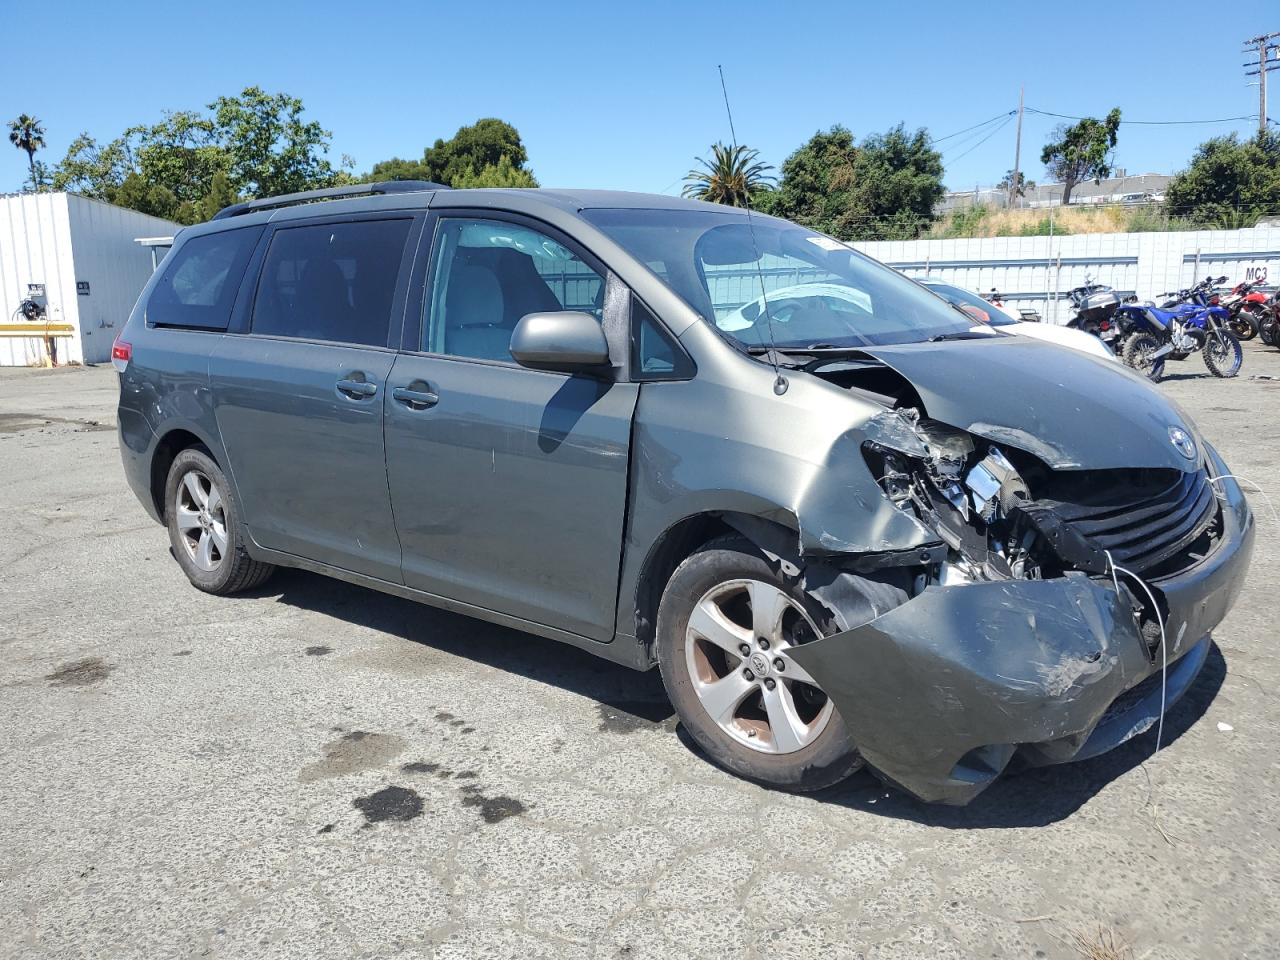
[867,418,1039,581]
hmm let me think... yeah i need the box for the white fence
[852,227,1280,325]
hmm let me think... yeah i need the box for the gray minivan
[117,182,1254,805]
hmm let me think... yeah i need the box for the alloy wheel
[684,578,833,754]
[174,469,227,572]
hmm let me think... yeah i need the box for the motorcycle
[1259,289,1280,348]
[1117,276,1242,381]
[1219,280,1267,340]
[1063,278,1123,348]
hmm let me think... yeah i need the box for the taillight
[1100,320,1110,331]
[111,337,132,372]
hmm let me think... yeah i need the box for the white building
[0,192,178,366]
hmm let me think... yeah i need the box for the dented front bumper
[789,466,1254,806]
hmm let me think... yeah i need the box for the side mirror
[509,311,611,375]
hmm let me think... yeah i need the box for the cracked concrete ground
[1,352,1278,959]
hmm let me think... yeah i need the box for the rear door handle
[336,378,378,399]
[392,385,440,410]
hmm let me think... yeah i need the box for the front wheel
[655,535,902,791]
[1203,329,1243,378]
[1124,331,1166,382]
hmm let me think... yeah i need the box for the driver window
[425,218,605,361]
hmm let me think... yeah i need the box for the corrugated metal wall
[0,192,74,365]
[853,227,1280,325]
[0,193,177,366]
[64,196,178,364]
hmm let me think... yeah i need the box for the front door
[385,215,638,640]
[211,215,417,582]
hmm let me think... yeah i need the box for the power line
[945,115,1015,164]
[1027,107,1256,126]
[930,111,1015,144]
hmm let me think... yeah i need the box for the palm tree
[682,143,774,207]
[9,114,46,191]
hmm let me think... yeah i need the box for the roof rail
[211,180,449,221]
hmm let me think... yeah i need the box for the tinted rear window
[147,226,262,330]
[251,218,412,347]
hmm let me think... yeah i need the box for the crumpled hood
[859,336,1201,471]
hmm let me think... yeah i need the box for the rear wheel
[1203,329,1243,378]
[655,535,893,791]
[165,448,275,594]
[1230,309,1259,340]
[1124,331,1166,382]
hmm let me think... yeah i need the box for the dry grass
[1070,924,1135,960]
[929,204,1178,239]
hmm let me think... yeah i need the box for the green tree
[422,118,531,186]
[8,114,46,191]
[1164,131,1280,227]
[770,124,943,240]
[131,111,228,208]
[209,86,337,198]
[51,133,134,198]
[451,154,538,188]
[366,156,432,182]
[681,143,774,207]
[997,169,1035,200]
[366,119,537,187]
[1039,108,1121,206]
[112,172,180,220]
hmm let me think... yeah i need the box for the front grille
[1039,468,1217,576]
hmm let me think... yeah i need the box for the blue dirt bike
[1118,275,1242,382]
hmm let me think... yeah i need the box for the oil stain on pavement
[299,731,405,782]
[45,657,114,687]
[353,785,423,824]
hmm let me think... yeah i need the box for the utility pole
[1009,85,1024,208]
[1243,32,1280,135]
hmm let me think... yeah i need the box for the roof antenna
[717,65,787,396]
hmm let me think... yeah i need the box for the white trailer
[0,192,178,366]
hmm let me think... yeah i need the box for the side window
[147,226,262,330]
[424,218,605,361]
[632,298,693,380]
[251,218,411,347]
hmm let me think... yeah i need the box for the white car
[717,279,1117,363]
[917,279,1118,362]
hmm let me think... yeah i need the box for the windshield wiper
[927,330,995,342]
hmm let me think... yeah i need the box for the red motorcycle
[1220,280,1268,340]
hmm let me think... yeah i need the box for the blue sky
[5,0,1277,197]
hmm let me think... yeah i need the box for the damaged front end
[789,404,1255,805]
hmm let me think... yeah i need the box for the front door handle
[336,377,378,399]
[392,385,440,410]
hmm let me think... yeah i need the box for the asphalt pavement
[2,347,1278,959]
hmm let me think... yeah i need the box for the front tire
[655,535,892,792]
[165,448,275,594]
[1124,331,1166,382]
[1203,329,1242,378]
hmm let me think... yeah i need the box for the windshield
[582,207,974,349]
[921,282,1017,327]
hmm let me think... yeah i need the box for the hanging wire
[1027,107,1257,126]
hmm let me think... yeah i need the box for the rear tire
[655,534,901,792]
[1124,331,1165,382]
[165,448,275,595]
[1231,310,1259,340]
[1203,330,1242,378]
